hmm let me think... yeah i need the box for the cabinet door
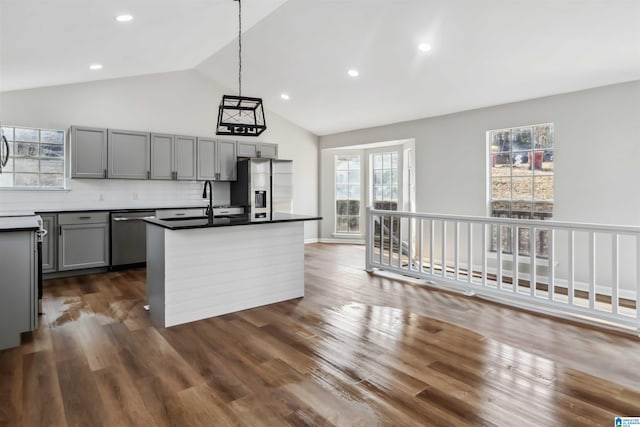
[175,136,197,180]
[150,133,174,180]
[197,138,216,180]
[259,143,278,159]
[58,223,110,271]
[40,213,57,273]
[108,129,150,179]
[71,126,108,178]
[0,231,36,349]
[216,140,237,181]
[237,141,258,158]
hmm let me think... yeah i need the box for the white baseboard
[304,238,319,244]
[319,238,365,245]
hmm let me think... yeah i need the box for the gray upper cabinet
[39,213,57,273]
[150,133,174,180]
[197,138,216,181]
[237,141,278,159]
[197,138,237,181]
[58,212,110,271]
[151,134,197,180]
[217,139,237,181]
[71,126,108,178]
[175,136,197,180]
[108,129,150,179]
[237,141,258,158]
[259,143,278,159]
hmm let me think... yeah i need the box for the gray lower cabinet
[151,133,197,180]
[197,138,237,181]
[39,213,57,273]
[0,230,37,350]
[58,212,110,271]
[108,129,150,179]
[237,141,278,159]
[71,126,108,178]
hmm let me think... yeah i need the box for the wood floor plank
[22,350,67,427]
[2,243,640,426]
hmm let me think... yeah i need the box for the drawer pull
[77,216,92,219]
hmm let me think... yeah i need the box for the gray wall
[320,80,640,227]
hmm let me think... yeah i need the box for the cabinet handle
[103,169,107,178]
[77,216,92,220]
[59,225,62,236]
[173,171,177,180]
[147,171,150,179]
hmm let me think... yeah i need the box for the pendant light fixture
[216,0,267,136]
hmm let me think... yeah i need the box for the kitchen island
[144,213,321,327]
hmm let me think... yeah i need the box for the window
[335,154,361,233]
[371,151,398,210]
[0,126,65,188]
[488,123,554,255]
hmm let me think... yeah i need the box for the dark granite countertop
[144,213,322,230]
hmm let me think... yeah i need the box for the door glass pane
[511,177,533,201]
[492,177,510,200]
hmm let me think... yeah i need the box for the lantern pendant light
[216,0,267,136]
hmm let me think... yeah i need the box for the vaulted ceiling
[1,0,639,135]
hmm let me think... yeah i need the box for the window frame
[334,153,362,235]
[0,125,66,190]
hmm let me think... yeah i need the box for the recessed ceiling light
[280,93,290,100]
[89,64,103,70]
[115,14,133,22]
[347,69,359,77]
[418,43,432,52]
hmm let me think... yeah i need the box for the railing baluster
[482,223,487,287]
[365,208,372,272]
[513,225,518,293]
[548,229,555,301]
[612,233,619,315]
[589,231,596,310]
[454,221,460,280]
[467,223,473,283]
[568,230,575,305]
[429,219,434,276]
[530,227,536,297]
[418,219,424,273]
[398,216,403,270]
[408,217,413,271]
[379,215,384,265]
[442,221,447,278]
[636,235,640,321]
[497,224,503,290]
[389,215,396,267]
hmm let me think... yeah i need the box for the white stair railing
[365,207,640,332]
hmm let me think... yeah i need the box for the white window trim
[0,125,67,190]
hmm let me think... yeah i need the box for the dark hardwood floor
[2,243,640,426]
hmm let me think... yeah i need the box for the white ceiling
[2,0,640,136]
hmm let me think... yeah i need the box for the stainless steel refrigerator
[231,158,293,220]
[271,159,293,214]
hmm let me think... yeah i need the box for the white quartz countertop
[0,215,40,231]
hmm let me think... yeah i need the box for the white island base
[146,221,304,327]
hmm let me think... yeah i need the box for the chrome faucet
[202,180,214,223]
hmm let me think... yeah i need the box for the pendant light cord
[237,0,242,97]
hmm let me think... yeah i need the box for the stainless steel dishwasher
[110,210,156,268]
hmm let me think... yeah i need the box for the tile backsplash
[0,179,231,212]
